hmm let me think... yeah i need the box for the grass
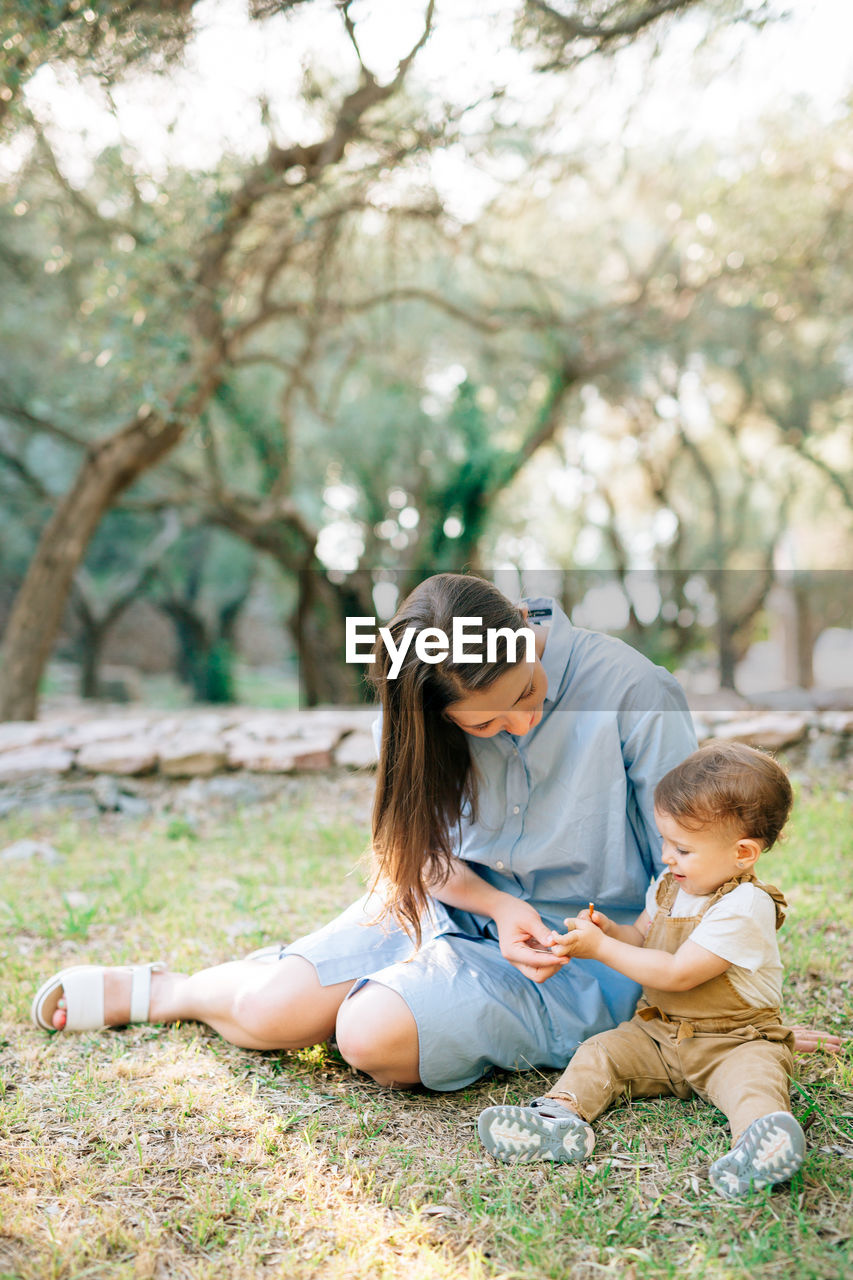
[1,769,851,1280]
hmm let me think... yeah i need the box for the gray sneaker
[709,1111,805,1198]
[478,1097,596,1164]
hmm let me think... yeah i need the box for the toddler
[478,741,805,1198]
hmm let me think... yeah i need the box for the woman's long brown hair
[368,573,529,945]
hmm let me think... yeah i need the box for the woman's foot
[478,1097,596,1164]
[34,964,183,1032]
[709,1111,805,1198]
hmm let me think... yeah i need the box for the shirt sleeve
[689,885,777,971]
[619,668,698,882]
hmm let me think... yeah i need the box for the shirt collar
[523,595,573,702]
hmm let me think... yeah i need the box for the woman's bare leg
[334,981,421,1087]
[48,958,425,1086]
[50,956,353,1051]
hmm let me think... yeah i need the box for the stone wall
[0,706,379,783]
[1,702,851,786]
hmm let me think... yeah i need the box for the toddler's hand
[547,919,577,957]
[549,913,606,960]
[582,904,614,934]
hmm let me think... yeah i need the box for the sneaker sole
[478,1105,592,1165]
[710,1111,805,1198]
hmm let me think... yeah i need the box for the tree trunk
[717,619,739,691]
[0,401,213,721]
[79,622,107,699]
[792,577,816,689]
[291,569,371,706]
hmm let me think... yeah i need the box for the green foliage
[0,0,851,701]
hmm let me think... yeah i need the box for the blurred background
[1,0,851,719]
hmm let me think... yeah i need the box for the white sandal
[31,962,166,1032]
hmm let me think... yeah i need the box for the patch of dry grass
[1,769,851,1279]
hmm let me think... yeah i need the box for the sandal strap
[129,963,164,1023]
[62,967,105,1031]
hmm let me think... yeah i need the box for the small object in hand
[588,901,595,918]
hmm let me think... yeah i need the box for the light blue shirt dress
[285,598,697,1090]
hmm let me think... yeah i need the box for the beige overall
[546,872,795,1141]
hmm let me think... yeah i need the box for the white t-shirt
[644,872,784,1009]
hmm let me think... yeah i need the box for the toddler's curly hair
[654,740,793,850]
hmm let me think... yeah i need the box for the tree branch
[526,0,704,67]
[799,447,853,513]
[73,509,183,622]
[31,121,147,243]
[0,443,53,500]
[0,399,88,451]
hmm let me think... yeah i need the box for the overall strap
[703,871,788,929]
[654,872,681,913]
[652,869,787,928]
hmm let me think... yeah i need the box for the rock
[223,714,303,742]
[0,746,74,779]
[158,733,228,777]
[819,710,853,735]
[288,731,339,771]
[224,726,340,772]
[180,775,268,806]
[304,706,380,732]
[0,786,99,819]
[81,774,149,817]
[696,709,748,726]
[225,734,297,773]
[0,838,64,866]
[0,722,68,753]
[76,739,158,776]
[168,712,235,737]
[65,718,153,750]
[806,734,843,768]
[92,774,122,810]
[92,774,120,809]
[712,713,808,750]
[334,731,378,769]
[116,792,152,818]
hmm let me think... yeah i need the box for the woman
[33,574,837,1081]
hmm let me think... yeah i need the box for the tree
[478,107,853,685]
[2,1,841,713]
[520,0,733,66]
[152,525,256,703]
[70,510,180,696]
[0,1,196,134]
[0,0,438,719]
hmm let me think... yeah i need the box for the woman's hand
[491,897,569,983]
[790,1026,845,1054]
